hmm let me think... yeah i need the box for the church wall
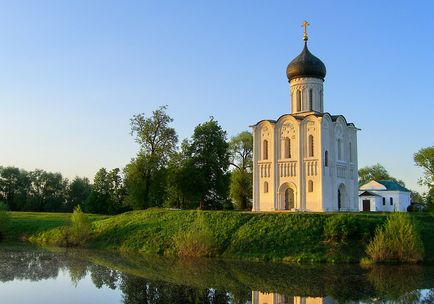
[301,116,323,211]
[321,115,335,211]
[255,122,276,211]
[276,116,301,210]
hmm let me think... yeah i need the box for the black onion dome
[286,42,326,81]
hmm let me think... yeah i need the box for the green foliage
[229,169,252,210]
[10,210,434,264]
[414,146,434,188]
[66,177,92,212]
[67,205,92,246]
[358,163,405,187]
[0,166,93,213]
[126,105,178,210]
[366,213,424,263]
[9,212,108,243]
[84,168,126,214]
[181,118,230,209]
[324,214,361,244]
[0,204,9,240]
[172,215,218,257]
[228,131,253,171]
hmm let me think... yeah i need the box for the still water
[0,244,433,304]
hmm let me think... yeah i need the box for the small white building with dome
[251,24,359,212]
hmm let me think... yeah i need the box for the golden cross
[302,20,310,41]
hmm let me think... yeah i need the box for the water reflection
[0,244,433,303]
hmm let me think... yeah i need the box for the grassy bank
[6,210,434,263]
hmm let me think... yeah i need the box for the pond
[0,244,433,303]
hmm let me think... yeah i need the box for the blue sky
[0,1,433,193]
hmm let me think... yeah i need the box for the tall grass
[366,213,424,263]
[67,205,92,246]
[172,214,217,257]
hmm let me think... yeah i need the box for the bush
[324,214,360,244]
[67,206,92,246]
[366,213,424,263]
[172,214,217,257]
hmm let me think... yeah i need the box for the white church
[251,23,359,212]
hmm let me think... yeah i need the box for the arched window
[309,89,313,111]
[296,90,301,112]
[349,142,353,162]
[337,139,342,160]
[308,135,314,157]
[320,90,323,111]
[284,138,291,158]
[264,181,268,193]
[263,140,268,160]
[308,180,313,192]
[325,150,328,167]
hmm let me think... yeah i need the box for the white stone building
[251,27,359,212]
[359,180,411,212]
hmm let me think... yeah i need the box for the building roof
[250,112,358,128]
[376,180,411,192]
[360,179,410,192]
[359,190,381,197]
[286,42,326,81]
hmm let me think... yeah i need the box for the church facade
[251,26,359,212]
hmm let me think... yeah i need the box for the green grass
[6,212,110,241]
[5,209,434,264]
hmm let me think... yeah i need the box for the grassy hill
[5,209,434,264]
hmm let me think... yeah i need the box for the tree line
[0,106,253,213]
[1,105,432,213]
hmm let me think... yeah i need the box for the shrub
[67,205,92,246]
[366,213,424,263]
[172,214,217,257]
[324,214,360,244]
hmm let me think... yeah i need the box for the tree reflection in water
[0,245,433,303]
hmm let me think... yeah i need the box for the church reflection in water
[252,291,341,304]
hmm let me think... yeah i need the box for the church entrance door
[362,200,370,211]
[284,188,294,210]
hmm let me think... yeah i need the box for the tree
[228,131,253,210]
[229,169,252,210]
[27,170,68,212]
[84,168,125,214]
[125,106,178,209]
[358,163,405,187]
[182,118,230,209]
[414,146,434,189]
[0,166,31,211]
[229,131,253,171]
[66,177,92,212]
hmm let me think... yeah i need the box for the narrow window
[390,197,393,205]
[297,90,301,112]
[263,140,268,160]
[320,90,323,111]
[264,181,268,193]
[309,89,313,111]
[284,138,291,158]
[308,135,314,157]
[349,142,353,162]
[382,197,386,205]
[325,150,328,167]
[337,139,342,160]
[308,180,313,192]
